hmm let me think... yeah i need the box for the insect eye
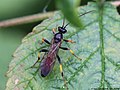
[58,27,67,34]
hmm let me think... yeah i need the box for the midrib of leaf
[98,3,106,88]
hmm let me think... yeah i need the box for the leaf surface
[6,2,120,90]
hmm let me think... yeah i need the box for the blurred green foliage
[0,28,26,89]
[56,0,84,28]
[0,0,55,89]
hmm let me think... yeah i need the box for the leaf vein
[67,47,100,84]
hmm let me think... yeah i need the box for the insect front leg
[57,55,68,90]
[52,28,56,34]
[31,49,48,68]
[60,47,82,60]
[41,38,51,45]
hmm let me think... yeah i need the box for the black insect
[32,11,93,90]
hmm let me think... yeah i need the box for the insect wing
[40,55,56,77]
[40,41,61,77]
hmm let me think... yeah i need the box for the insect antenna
[62,17,65,27]
[63,23,69,29]
[78,10,94,17]
[63,10,94,28]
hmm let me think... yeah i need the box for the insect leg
[57,55,68,90]
[31,49,48,68]
[63,39,76,43]
[41,38,51,44]
[52,28,56,34]
[60,47,82,60]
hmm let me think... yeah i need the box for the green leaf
[56,0,84,28]
[6,2,120,90]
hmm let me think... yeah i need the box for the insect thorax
[54,33,63,43]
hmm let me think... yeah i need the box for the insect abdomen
[40,56,55,77]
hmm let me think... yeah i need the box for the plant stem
[0,1,119,28]
[0,11,54,28]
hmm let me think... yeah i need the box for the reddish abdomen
[40,56,55,77]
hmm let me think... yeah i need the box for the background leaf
[6,2,120,90]
[56,0,83,28]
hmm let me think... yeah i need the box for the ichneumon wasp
[31,10,93,90]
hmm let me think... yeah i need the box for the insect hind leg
[31,49,48,68]
[57,55,68,90]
